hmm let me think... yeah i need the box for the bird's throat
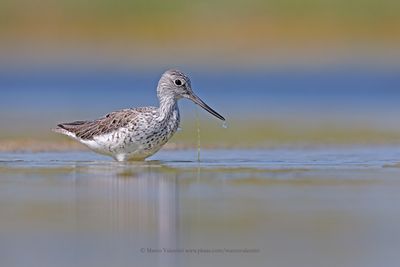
[158,95,178,122]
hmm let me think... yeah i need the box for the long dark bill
[189,94,225,121]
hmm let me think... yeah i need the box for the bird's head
[157,69,225,121]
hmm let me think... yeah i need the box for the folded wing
[54,109,138,140]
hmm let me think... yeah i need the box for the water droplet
[222,121,228,129]
[195,107,201,162]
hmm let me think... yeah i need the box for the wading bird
[53,69,225,161]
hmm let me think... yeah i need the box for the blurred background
[0,0,399,149]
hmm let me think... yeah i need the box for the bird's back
[54,108,147,140]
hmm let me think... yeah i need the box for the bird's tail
[51,121,88,138]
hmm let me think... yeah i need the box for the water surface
[1,147,400,267]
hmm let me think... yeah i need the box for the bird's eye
[174,79,182,86]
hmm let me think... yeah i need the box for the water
[1,68,400,133]
[195,107,201,162]
[1,147,400,267]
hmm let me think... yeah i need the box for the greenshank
[52,69,225,161]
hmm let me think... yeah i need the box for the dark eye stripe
[174,79,182,86]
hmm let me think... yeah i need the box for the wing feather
[55,109,139,140]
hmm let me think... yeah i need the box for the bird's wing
[56,109,139,140]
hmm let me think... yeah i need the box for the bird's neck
[158,94,178,121]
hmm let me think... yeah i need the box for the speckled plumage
[52,69,225,161]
